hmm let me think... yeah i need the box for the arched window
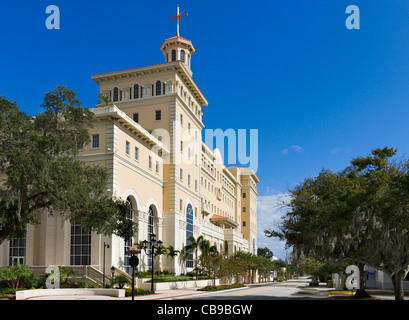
[180,50,185,63]
[186,203,193,268]
[124,198,134,274]
[171,49,177,61]
[133,84,139,99]
[113,87,119,102]
[147,206,154,268]
[156,81,162,96]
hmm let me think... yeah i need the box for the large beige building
[0,24,259,279]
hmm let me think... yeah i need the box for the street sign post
[126,249,139,300]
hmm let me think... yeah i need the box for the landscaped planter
[16,288,125,300]
[137,278,219,290]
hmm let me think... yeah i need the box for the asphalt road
[177,276,329,300]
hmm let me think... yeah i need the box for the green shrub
[60,279,96,288]
[0,287,17,295]
[137,270,172,278]
[112,275,131,289]
[0,264,39,290]
[145,276,191,283]
[125,288,153,296]
[198,283,245,291]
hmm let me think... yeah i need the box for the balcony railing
[201,202,212,215]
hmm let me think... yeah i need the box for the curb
[171,286,250,300]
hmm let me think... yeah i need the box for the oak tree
[0,86,136,244]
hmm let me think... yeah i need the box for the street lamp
[110,266,115,286]
[143,233,163,293]
[103,242,110,288]
[235,254,241,283]
[210,251,219,286]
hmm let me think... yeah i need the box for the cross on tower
[168,5,188,37]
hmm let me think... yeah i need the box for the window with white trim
[92,134,99,149]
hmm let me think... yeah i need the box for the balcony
[201,202,212,216]
[209,214,239,229]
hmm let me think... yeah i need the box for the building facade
[0,30,259,277]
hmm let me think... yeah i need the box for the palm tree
[98,93,113,106]
[235,251,256,283]
[134,240,146,272]
[199,240,219,279]
[166,245,180,275]
[154,244,167,276]
[181,235,205,279]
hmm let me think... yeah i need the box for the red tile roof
[211,214,226,220]
[165,35,191,42]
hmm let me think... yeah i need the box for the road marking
[218,288,268,300]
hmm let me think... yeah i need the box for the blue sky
[2,0,409,260]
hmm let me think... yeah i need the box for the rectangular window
[180,199,183,211]
[180,141,183,152]
[133,113,139,123]
[135,147,139,161]
[243,193,246,198]
[243,221,246,227]
[188,174,191,186]
[155,110,161,121]
[77,138,84,151]
[243,207,246,213]
[180,168,183,181]
[125,141,130,155]
[156,161,159,173]
[149,156,152,169]
[180,114,183,126]
[8,228,26,266]
[70,221,91,266]
[195,180,197,191]
[92,134,99,149]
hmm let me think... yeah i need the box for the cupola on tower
[160,6,195,76]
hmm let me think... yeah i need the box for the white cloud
[281,145,303,155]
[290,145,303,152]
[330,147,351,155]
[257,192,291,261]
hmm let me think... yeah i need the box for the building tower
[161,6,195,76]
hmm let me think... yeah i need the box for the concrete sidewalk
[25,286,249,300]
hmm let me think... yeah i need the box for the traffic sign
[129,255,139,268]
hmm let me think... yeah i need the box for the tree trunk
[354,263,371,298]
[0,225,17,246]
[0,231,8,246]
[391,271,405,300]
